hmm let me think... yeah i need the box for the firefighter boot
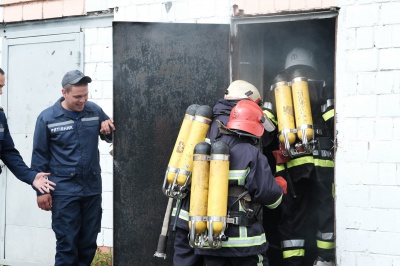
[313,256,335,266]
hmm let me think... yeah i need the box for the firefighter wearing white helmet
[285,47,317,71]
[224,80,262,105]
[263,47,335,266]
[206,80,266,145]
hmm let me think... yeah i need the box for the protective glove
[275,176,287,194]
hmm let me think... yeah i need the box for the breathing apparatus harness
[216,129,263,228]
[227,186,262,226]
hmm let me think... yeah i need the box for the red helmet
[226,100,265,137]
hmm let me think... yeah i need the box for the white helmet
[224,80,262,105]
[285,47,317,71]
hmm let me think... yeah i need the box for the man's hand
[100,118,115,135]
[37,194,53,211]
[33,173,56,194]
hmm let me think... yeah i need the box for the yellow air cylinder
[176,105,213,186]
[272,73,296,145]
[207,141,230,235]
[167,104,200,184]
[291,76,314,142]
[189,142,211,234]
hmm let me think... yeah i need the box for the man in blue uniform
[31,70,115,266]
[0,67,55,193]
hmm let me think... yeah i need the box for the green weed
[91,247,112,266]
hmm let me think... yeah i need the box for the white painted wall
[90,0,231,24]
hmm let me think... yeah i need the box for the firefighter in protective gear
[172,82,282,266]
[195,99,285,265]
[263,47,335,266]
[173,80,263,265]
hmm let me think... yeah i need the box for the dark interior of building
[235,17,336,266]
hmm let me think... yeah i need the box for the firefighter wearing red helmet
[226,99,266,136]
[195,99,286,265]
[263,47,335,266]
[171,82,280,266]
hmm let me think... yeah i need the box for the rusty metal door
[113,22,230,266]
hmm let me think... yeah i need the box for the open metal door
[113,22,230,266]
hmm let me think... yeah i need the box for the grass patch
[91,247,112,266]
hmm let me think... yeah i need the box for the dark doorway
[233,17,336,98]
[233,17,336,266]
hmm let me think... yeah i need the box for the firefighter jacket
[173,133,283,257]
[31,97,112,196]
[207,98,236,144]
[0,108,37,184]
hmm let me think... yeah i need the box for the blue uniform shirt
[31,98,112,196]
[0,109,37,184]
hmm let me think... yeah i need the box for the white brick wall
[336,0,400,264]
[83,25,114,247]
